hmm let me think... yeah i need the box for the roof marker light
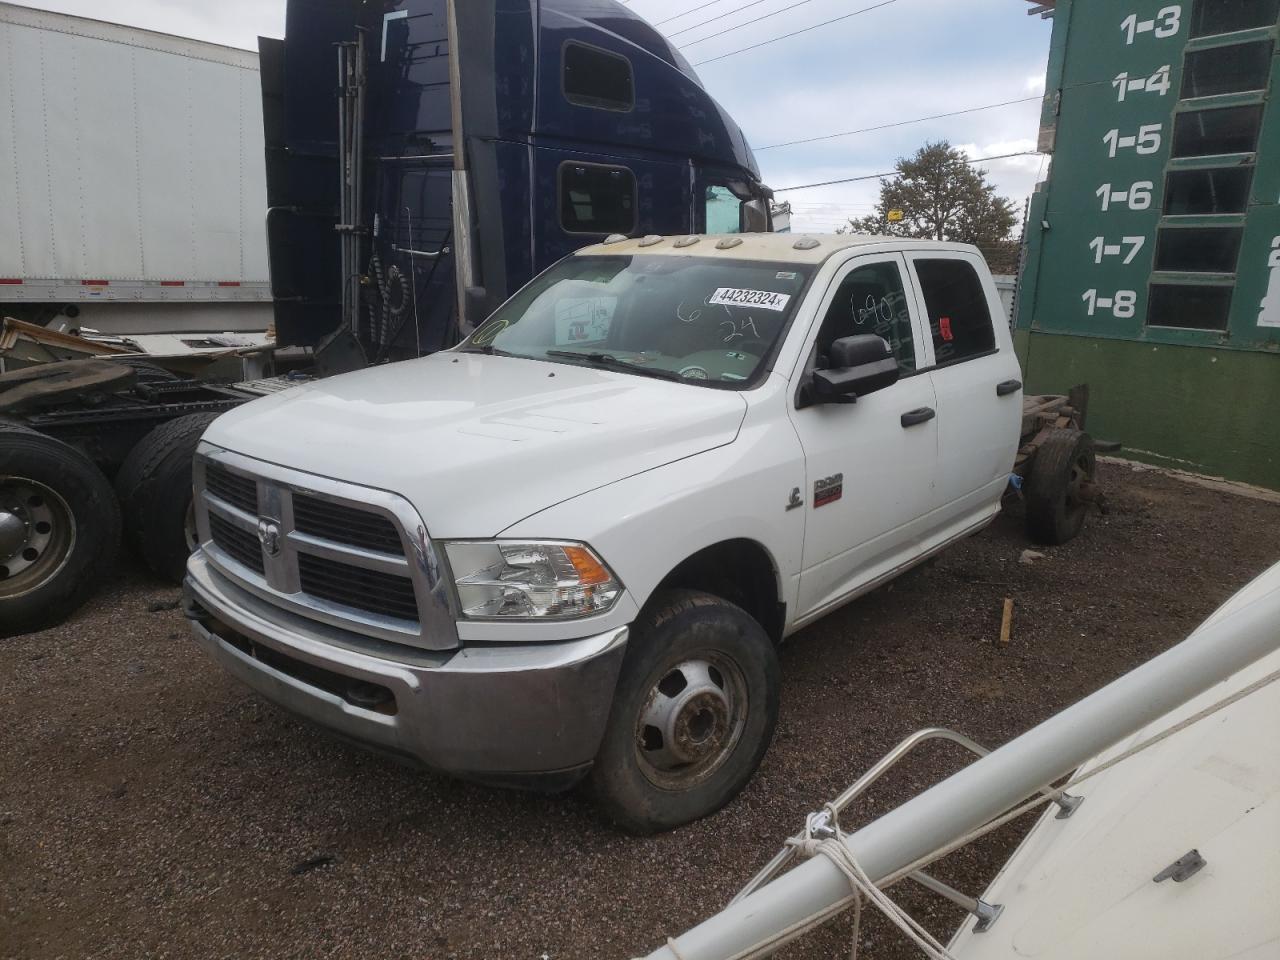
[715,237,743,250]
[673,236,700,248]
[638,235,664,247]
[602,233,629,245]
[792,237,821,250]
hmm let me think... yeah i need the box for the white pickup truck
[183,233,1030,832]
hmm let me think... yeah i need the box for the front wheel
[589,589,779,833]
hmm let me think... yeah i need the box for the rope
[879,664,1280,890]
[785,804,958,960]
[648,664,1280,960]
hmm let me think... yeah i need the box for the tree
[839,141,1020,273]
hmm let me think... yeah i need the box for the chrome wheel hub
[0,477,75,598]
[0,509,26,560]
[636,656,747,788]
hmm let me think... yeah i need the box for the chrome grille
[293,493,403,554]
[208,513,265,574]
[297,553,418,620]
[205,463,258,514]
[192,446,457,651]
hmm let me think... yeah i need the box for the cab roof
[574,232,980,265]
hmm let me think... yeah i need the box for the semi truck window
[912,259,996,366]
[563,42,634,111]
[559,163,637,235]
[705,186,743,233]
[815,262,916,371]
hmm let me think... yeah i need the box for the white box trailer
[0,2,271,335]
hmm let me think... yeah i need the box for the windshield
[462,255,813,387]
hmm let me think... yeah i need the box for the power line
[669,0,787,41]
[772,150,1039,192]
[756,95,1040,151]
[654,0,743,27]
[692,0,904,66]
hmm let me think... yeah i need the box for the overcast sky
[11,0,1053,233]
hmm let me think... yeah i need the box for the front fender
[498,405,807,633]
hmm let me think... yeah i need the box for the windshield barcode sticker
[710,288,791,312]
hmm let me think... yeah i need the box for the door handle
[996,379,1022,396]
[900,406,936,428]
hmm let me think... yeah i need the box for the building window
[913,259,995,366]
[562,42,634,112]
[1155,227,1244,273]
[1147,283,1233,329]
[1182,40,1273,98]
[1163,167,1253,215]
[1189,0,1280,38]
[1171,104,1263,157]
[559,163,636,234]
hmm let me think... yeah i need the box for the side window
[559,163,636,235]
[705,185,743,234]
[913,258,995,366]
[563,42,634,111]
[814,261,916,372]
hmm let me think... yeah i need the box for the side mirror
[742,198,770,233]
[810,335,900,403]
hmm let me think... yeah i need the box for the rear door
[788,253,939,622]
[903,251,1022,535]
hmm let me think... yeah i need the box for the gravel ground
[3,460,1279,960]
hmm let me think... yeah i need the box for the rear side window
[913,259,995,366]
[563,42,634,111]
[559,163,636,235]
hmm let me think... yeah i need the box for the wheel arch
[651,538,786,642]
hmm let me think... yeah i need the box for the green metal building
[1017,0,1280,488]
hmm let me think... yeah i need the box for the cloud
[11,0,1053,235]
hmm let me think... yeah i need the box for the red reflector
[82,279,109,286]
[0,278,22,284]
[160,280,185,286]
[217,281,241,287]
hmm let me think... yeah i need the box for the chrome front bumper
[184,550,628,786]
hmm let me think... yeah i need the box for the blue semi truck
[260,0,774,369]
[2,0,774,632]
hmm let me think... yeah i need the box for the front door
[788,254,939,622]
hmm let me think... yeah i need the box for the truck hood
[204,352,747,537]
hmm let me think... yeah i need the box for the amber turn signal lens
[563,545,613,585]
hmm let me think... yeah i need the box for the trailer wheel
[1025,428,1096,545]
[116,413,221,582]
[589,589,779,834]
[0,425,120,637]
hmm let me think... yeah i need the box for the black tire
[109,356,182,383]
[115,413,220,582]
[1025,428,1096,545]
[589,589,780,834]
[1,428,121,637]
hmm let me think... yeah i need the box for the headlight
[443,541,622,619]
